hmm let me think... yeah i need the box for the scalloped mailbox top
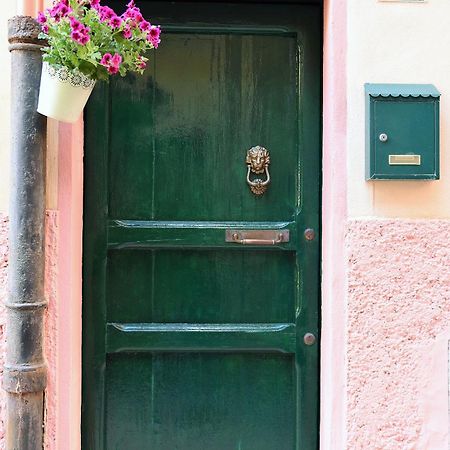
[365,83,440,98]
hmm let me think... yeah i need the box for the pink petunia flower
[69,17,82,31]
[90,0,100,7]
[42,24,49,34]
[49,2,71,21]
[100,53,112,65]
[49,5,60,18]
[122,25,132,39]
[100,6,115,20]
[58,4,70,16]
[139,20,150,32]
[109,15,122,28]
[71,25,90,45]
[70,30,82,42]
[136,56,146,69]
[124,7,143,23]
[37,12,46,24]
[101,53,122,75]
[149,25,161,40]
[107,65,119,74]
[147,25,161,48]
[79,33,90,45]
[111,53,122,66]
[148,37,160,48]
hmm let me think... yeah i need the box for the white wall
[0,2,16,213]
[347,0,450,218]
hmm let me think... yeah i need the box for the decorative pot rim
[43,62,96,90]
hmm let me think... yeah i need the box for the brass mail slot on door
[388,154,421,166]
[225,229,289,245]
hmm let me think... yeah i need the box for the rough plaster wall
[44,210,58,450]
[347,219,450,450]
[0,215,7,448]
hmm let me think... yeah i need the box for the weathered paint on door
[82,2,321,449]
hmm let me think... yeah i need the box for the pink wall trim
[347,219,450,450]
[56,120,83,450]
[321,0,348,449]
[43,120,84,450]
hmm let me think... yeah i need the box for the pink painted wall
[346,219,450,450]
[52,121,83,450]
[0,214,8,449]
[321,0,348,448]
[43,120,84,450]
[44,210,58,449]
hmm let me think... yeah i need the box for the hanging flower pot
[37,63,96,123]
[36,0,162,124]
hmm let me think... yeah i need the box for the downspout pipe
[4,16,47,450]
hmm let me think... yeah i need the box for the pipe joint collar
[8,16,46,52]
[3,363,47,393]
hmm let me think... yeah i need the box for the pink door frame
[321,0,347,448]
[19,0,348,448]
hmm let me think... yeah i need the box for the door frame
[81,2,323,449]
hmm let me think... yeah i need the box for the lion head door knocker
[246,146,270,196]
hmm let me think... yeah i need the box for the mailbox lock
[379,133,388,143]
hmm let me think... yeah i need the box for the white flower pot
[37,62,96,123]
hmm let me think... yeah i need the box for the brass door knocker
[246,146,270,196]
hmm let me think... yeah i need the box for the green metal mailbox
[365,84,440,180]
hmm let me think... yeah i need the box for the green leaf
[79,60,96,76]
[115,34,126,44]
[69,52,78,67]
[96,65,109,81]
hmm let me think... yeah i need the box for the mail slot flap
[226,229,289,245]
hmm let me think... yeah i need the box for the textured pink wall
[347,219,450,450]
[0,214,7,449]
[44,210,58,450]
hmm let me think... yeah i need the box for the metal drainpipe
[4,16,47,450]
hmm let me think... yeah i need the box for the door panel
[107,249,296,323]
[108,33,298,221]
[83,3,321,449]
[106,353,296,450]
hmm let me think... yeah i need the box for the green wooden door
[83,2,321,449]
